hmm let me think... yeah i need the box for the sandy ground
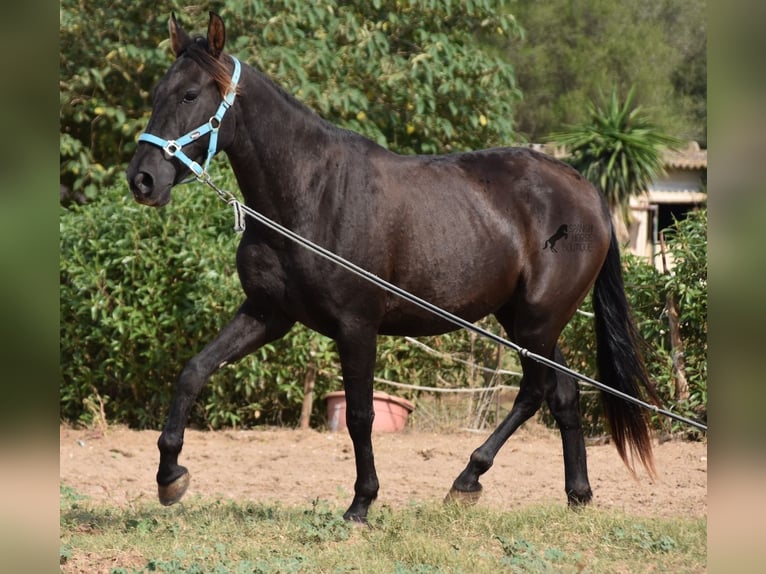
[60,423,706,519]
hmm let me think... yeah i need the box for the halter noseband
[138,56,242,181]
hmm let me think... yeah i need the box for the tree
[506,0,706,144]
[554,209,707,438]
[549,88,680,243]
[660,0,707,146]
[59,1,524,428]
[59,0,523,198]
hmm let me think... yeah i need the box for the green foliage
[59,189,705,435]
[661,208,708,423]
[59,0,190,198]
[663,0,707,146]
[495,535,581,572]
[59,182,337,429]
[507,0,707,144]
[298,499,352,544]
[59,182,517,430]
[554,209,707,437]
[550,88,681,215]
[606,524,679,553]
[60,1,705,437]
[59,0,521,198]
[221,0,522,155]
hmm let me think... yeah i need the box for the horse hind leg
[446,336,593,508]
[446,305,586,507]
[446,351,549,505]
[446,302,562,504]
[156,301,293,506]
[546,345,592,506]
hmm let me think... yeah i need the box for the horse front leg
[336,330,379,523]
[156,301,293,505]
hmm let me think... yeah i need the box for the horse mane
[182,37,373,146]
[183,37,239,98]
[182,38,324,127]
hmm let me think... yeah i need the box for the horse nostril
[132,171,155,198]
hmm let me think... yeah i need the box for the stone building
[628,141,707,268]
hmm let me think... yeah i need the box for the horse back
[354,146,611,334]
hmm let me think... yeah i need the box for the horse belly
[378,250,520,336]
[375,193,522,335]
[378,307,495,337]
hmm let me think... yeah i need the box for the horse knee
[346,407,374,436]
[175,357,214,401]
[179,356,206,385]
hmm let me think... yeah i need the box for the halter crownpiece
[138,56,242,181]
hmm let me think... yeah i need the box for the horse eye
[182,91,199,103]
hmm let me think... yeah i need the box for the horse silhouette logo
[543,224,568,252]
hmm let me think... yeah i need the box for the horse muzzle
[127,167,172,206]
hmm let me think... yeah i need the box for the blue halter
[138,56,242,181]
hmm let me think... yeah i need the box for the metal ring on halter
[163,141,180,160]
[139,56,242,177]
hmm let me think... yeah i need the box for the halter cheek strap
[138,56,242,182]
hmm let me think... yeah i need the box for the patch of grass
[60,487,706,573]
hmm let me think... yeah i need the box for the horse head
[127,12,239,206]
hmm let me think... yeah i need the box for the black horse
[127,13,658,522]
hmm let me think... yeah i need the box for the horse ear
[168,13,192,58]
[207,11,226,58]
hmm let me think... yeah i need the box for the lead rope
[140,57,705,432]
[199,175,707,433]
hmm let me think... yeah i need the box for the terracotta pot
[324,390,415,432]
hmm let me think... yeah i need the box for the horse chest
[235,238,361,322]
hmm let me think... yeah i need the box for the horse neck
[224,64,332,223]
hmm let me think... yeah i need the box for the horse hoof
[158,472,190,506]
[343,513,370,527]
[444,486,482,506]
[567,488,593,508]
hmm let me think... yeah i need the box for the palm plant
[549,87,680,243]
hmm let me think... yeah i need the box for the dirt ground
[60,422,706,519]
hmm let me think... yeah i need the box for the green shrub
[60,0,521,198]
[554,209,707,437]
[60,180,706,434]
[60,180,513,429]
[60,1,189,198]
[661,208,707,427]
[60,180,340,429]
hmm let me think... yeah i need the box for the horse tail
[592,228,660,478]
